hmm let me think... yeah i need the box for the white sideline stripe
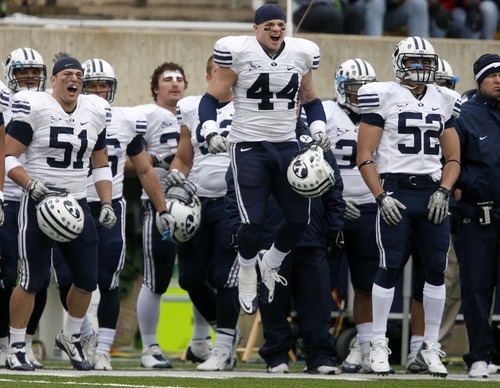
[0,378,180,388]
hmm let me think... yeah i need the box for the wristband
[358,160,375,170]
[5,155,22,176]
[375,191,387,205]
[92,166,112,183]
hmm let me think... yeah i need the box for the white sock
[264,244,289,269]
[80,315,94,338]
[238,253,257,268]
[214,329,236,355]
[96,328,115,355]
[356,322,373,347]
[192,305,211,340]
[371,284,394,341]
[136,284,161,349]
[9,327,26,346]
[423,282,446,343]
[410,335,424,354]
[63,314,84,337]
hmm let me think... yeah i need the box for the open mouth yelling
[67,84,78,94]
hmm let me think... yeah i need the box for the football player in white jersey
[324,58,379,374]
[130,61,187,369]
[169,55,240,371]
[0,48,50,369]
[356,36,461,377]
[198,3,330,316]
[52,58,173,371]
[4,56,116,371]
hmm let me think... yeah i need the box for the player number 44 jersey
[214,35,320,143]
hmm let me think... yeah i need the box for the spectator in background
[454,53,500,379]
[429,0,498,40]
[293,0,364,34]
[363,0,430,36]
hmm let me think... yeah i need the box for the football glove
[312,132,331,153]
[206,132,229,154]
[345,198,361,221]
[151,151,176,170]
[99,203,117,229]
[427,186,450,224]
[27,180,54,202]
[376,192,406,226]
[165,168,186,188]
[156,210,176,241]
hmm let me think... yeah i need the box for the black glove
[327,230,345,259]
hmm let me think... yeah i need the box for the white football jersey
[214,35,320,143]
[177,95,233,198]
[87,106,147,202]
[135,103,180,199]
[323,100,374,204]
[358,82,461,180]
[9,91,111,199]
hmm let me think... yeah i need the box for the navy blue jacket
[455,90,500,218]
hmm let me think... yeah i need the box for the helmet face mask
[82,58,117,103]
[3,48,47,92]
[287,145,336,197]
[335,58,376,114]
[392,37,438,85]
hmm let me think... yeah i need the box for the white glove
[27,180,54,201]
[207,133,229,154]
[152,151,176,170]
[165,168,186,188]
[376,192,406,226]
[157,210,176,241]
[427,186,450,224]
[99,203,117,229]
[345,198,361,221]
[312,132,331,153]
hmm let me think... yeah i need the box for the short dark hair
[150,62,188,101]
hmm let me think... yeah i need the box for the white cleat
[257,250,287,304]
[25,346,43,369]
[238,264,258,314]
[185,337,212,363]
[81,330,97,365]
[55,332,92,371]
[5,343,34,371]
[406,351,428,374]
[141,344,172,369]
[469,360,489,378]
[341,338,361,373]
[93,352,113,371]
[196,348,233,371]
[304,365,339,375]
[369,338,392,375]
[267,363,289,373]
[416,341,447,378]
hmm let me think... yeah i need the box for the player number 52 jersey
[358,82,461,179]
[214,35,320,143]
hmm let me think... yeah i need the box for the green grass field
[1,358,499,388]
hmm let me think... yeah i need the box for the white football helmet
[435,58,459,90]
[3,47,47,92]
[335,58,377,114]
[36,190,84,243]
[82,58,117,103]
[155,181,202,243]
[392,36,438,84]
[287,145,335,197]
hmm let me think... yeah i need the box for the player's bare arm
[206,66,237,101]
[356,122,385,198]
[131,149,167,213]
[298,71,319,104]
[439,126,461,191]
[91,147,113,204]
[169,124,194,177]
[5,133,30,189]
